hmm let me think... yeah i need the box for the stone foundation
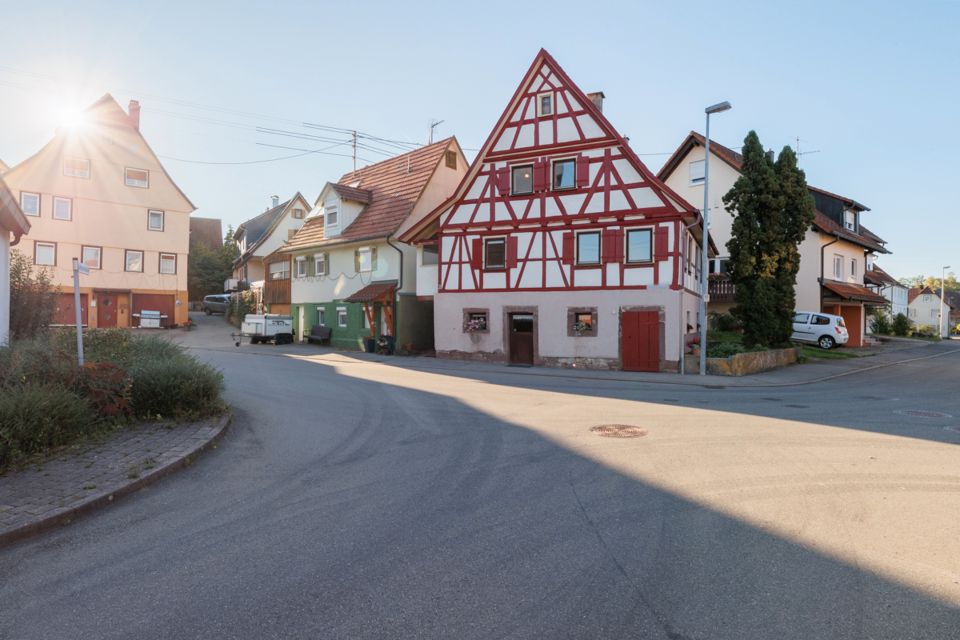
[684,347,800,376]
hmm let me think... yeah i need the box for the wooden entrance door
[508,313,534,365]
[621,310,660,372]
[98,294,119,328]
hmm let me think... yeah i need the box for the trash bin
[364,337,376,353]
[381,335,396,355]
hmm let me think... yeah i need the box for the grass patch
[799,345,860,360]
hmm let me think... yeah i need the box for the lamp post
[72,258,89,366]
[940,265,951,339]
[700,100,732,375]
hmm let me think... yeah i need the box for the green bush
[870,312,891,335]
[891,313,910,336]
[0,385,95,468]
[711,313,741,333]
[707,342,747,358]
[129,357,223,419]
[914,324,936,337]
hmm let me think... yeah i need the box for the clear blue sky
[1,0,957,280]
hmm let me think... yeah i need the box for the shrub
[8,249,56,340]
[77,362,132,418]
[711,313,741,332]
[707,342,747,358]
[129,357,223,419]
[0,385,95,468]
[228,291,256,328]
[914,324,936,337]
[891,313,910,336]
[870,312,891,335]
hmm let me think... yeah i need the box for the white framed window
[125,249,144,272]
[537,92,554,117]
[295,256,307,278]
[268,260,289,280]
[626,228,653,263]
[81,245,102,269]
[576,231,601,266]
[357,247,373,273]
[20,192,40,216]
[314,253,327,276]
[844,210,857,231]
[484,237,506,269]
[34,241,56,266]
[363,310,371,330]
[292,208,305,219]
[159,252,177,275]
[52,196,72,221]
[317,308,326,326]
[511,165,533,195]
[552,158,576,191]
[689,160,705,185]
[337,307,348,328]
[125,167,149,188]
[325,205,339,227]
[63,157,90,178]
[833,254,843,279]
[148,209,164,231]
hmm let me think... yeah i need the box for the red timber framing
[401,49,706,296]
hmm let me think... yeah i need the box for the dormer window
[844,210,857,232]
[326,205,339,227]
[537,92,553,117]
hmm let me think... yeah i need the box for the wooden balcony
[708,274,736,303]
[263,276,291,305]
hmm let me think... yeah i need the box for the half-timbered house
[401,50,710,372]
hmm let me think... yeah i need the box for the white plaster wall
[435,288,692,363]
[909,293,950,335]
[0,230,10,345]
[795,230,823,312]
[255,197,309,258]
[290,239,402,303]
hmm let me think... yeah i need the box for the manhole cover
[590,424,647,438]
[897,409,953,419]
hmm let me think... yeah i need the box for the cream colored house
[2,94,195,328]
[908,286,952,337]
[0,176,31,345]
[658,132,889,347]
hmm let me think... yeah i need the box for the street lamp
[700,100,732,375]
[940,265,951,339]
[72,258,89,365]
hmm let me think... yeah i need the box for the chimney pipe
[128,100,141,130]
[587,91,605,112]
[271,195,279,207]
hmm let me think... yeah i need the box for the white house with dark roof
[232,192,310,286]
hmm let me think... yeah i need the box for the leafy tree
[187,224,239,301]
[8,249,56,340]
[891,313,910,336]
[724,131,813,347]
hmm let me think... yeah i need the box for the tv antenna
[428,119,445,144]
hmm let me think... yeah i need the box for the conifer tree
[773,147,815,342]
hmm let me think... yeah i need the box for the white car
[791,312,849,349]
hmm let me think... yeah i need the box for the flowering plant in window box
[463,317,487,333]
[572,320,591,336]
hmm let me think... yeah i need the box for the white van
[791,312,849,349]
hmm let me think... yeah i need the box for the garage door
[131,294,176,327]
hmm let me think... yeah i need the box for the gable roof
[0,175,30,242]
[234,192,308,262]
[400,49,697,244]
[908,286,937,304]
[657,131,886,253]
[286,138,458,251]
[863,263,901,287]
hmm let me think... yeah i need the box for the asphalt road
[2,314,959,639]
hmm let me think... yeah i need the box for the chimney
[587,91,605,112]
[128,100,141,130]
[271,195,279,207]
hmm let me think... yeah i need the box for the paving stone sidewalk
[0,414,229,547]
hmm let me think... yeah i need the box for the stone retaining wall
[684,347,801,377]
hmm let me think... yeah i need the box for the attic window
[537,92,554,117]
[292,208,305,219]
[125,167,149,188]
[844,210,857,232]
[63,157,90,179]
[689,160,705,185]
[445,151,457,170]
[326,206,339,227]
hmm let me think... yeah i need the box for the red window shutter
[654,227,669,261]
[495,167,510,195]
[615,229,625,262]
[602,229,615,263]
[507,236,519,268]
[562,231,574,265]
[533,159,548,192]
[576,154,590,188]
[471,238,483,269]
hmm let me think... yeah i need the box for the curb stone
[0,412,231,548]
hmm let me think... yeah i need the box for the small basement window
[552,158,576,190]
[484,237,506,269]
[511,165,533,195]
[462,309,488,333]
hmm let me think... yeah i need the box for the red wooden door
[98,294,119,328]
[54,293,88,326]
[621,311,660,372]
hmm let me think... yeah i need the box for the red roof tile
[282,215,325,252]
[331,184,372,204]
[344,280,397,303]
[863,263,899,287]
[822,281,889,304]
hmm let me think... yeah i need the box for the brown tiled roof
[863,264,899,287]
[908,286,937,304]
[822,281,889,304]
[299,139,454,250]
[812,211,888,253]
[344,280,397,303]
[282,215,325,252]
[331,184,372,203]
